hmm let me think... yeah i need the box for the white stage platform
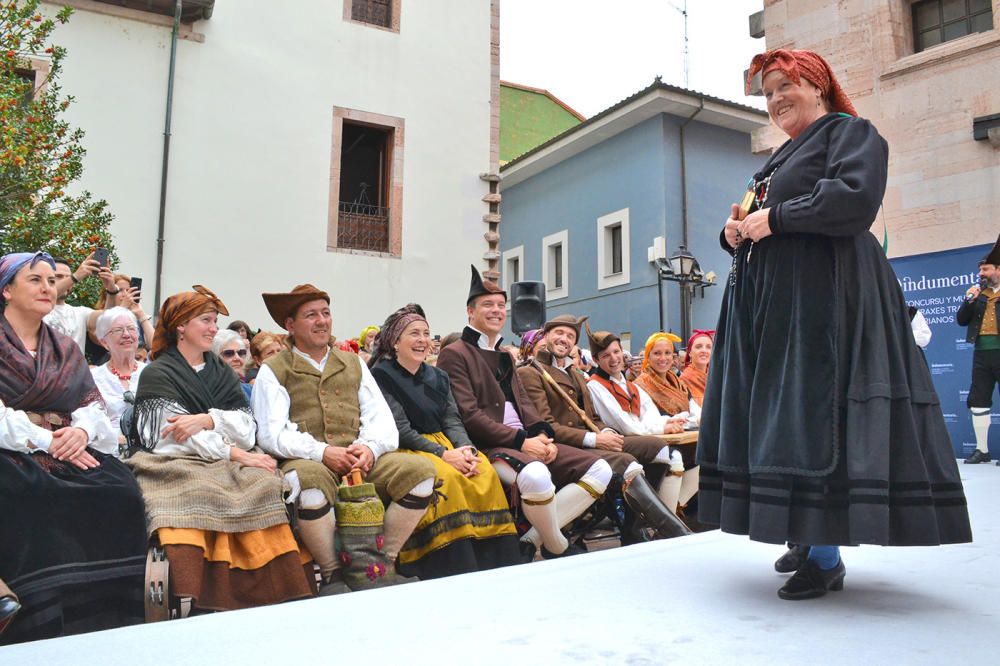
[4,462,997,665]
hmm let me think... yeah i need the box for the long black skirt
[697,232,972,547]
[0,449,147,645]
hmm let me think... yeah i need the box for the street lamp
[655,244,715,342]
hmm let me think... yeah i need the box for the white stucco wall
[46,0,493,339]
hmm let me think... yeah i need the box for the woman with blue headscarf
[0,251,147,645]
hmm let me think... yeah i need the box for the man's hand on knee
[322,445,358,476]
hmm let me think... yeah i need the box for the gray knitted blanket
[127,451,290,535]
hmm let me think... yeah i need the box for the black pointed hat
[980,233,1000,266]
[467,264,507,305]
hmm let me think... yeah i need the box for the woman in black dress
[0,252,146,643]
[697,50,972,600]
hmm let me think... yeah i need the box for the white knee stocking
[678,466,700,507]
[516,462,566,554]
[972,409,991,454]
[296,488,338,579]
[383,477,435,561]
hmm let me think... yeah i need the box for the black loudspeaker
[510,281,547,334]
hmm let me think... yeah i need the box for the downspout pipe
[153,0,182,315]
[677,98,704,247]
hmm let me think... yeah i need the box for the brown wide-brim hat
[585,322,619,357]
[262,284,330,330]
[543,314,589,341]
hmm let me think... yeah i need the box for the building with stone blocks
[752,0,999,258]
[36,0,500,338]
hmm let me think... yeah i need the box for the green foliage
[0,0,117,306]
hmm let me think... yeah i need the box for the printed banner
[890,243,997,458]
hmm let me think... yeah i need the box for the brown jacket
[517,351,609,448]
[436,328,553,451]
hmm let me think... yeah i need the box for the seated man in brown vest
[252,284,436,591]
[585,326,699,519]
[437,266,612,560]
[517,315,691,541]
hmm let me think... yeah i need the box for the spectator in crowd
[126,285,313,612]
[135,346,148,363]
[634,331,701,521]
[517,315,690,540]
[227,320,252,341]
[673,350,685,376]
[584,326,690,512]
[91,306,147,445]
[358,324,380,363]
[517,327,545,364]
[369,303,521,578]
[437,266,612,561]
[89,272,153,364]
[252,284,436,592]
[625,352,643,382]
[680,330,713,412]
[246,331,286,383]
[213,329,252,403]
[701,49,970,600]
[957,235,1000,465]
[0,251,146,644]
[44,253,117,354]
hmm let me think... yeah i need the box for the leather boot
[623,473,692,539]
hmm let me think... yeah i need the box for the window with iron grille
[352,0,392,28]
[912,0,993,53]
[337,122,392,253]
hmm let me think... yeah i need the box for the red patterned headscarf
[684,329,715,367]
[746,49,857,117]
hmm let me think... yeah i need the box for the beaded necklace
[729,162,781,287]
[109,362,137,383]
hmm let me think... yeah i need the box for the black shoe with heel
[774,544,811,573]
[965,450,991,464]
[777,559,846,600]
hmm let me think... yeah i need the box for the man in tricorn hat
[517,315,691,541]
[584,324,701,512]
[437,266,613,559]
[957,234,1000,465]
[251,284,436,590]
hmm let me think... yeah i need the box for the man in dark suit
[437,267,612,560]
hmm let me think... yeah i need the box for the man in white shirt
[44,254,118,351]
[585,325,699,518]
[252,284,435,592]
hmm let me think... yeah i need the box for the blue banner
[890,243,997,458]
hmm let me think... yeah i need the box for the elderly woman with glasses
[213,329,252,404]
[91,306,147,446]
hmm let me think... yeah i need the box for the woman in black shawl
[126,286,313,611]
[0,251,146,644]
[370,304,520,578]
[698,50,971,600]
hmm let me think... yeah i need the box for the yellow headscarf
[641,332,682,371]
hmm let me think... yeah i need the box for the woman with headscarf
[699,49,971,600]
[680,330,713,411]
[126,286,314,611]
[358,324,380,362]
[635,332,690,417]
[0,252,146,644]
[369,304,520,578]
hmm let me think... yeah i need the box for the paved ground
[3,462,996,665]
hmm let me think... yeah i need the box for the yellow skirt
[398,433,517,564]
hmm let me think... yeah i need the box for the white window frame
[502,245,525,292]
[597,207,631,290]
[542,230,569,300]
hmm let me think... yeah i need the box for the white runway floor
[3,462,997,665]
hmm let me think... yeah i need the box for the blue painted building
[499,80,768,353]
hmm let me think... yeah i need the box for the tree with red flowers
[1,0,117,306]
